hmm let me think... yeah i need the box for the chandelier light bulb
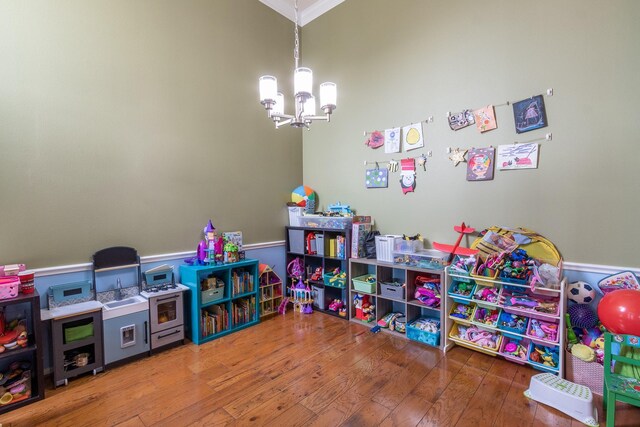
[301,95,316,117]
[319,82,337,111]
[273,92,285,116]
[259,75,277,104]
[294,67,313,97]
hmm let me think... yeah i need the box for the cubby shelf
[286,226,351,318]
[348,258,446,350]
[0,291,45,414]
[180,259,259,345]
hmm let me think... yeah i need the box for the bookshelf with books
[285,225,351,319]
[180,259,259,345]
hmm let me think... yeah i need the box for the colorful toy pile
[414,276,441,308]
[0,361,31,406]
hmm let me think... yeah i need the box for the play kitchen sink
[102,295,148,319]
[93,247,150,366]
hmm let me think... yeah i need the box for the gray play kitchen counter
[41,299,105,387]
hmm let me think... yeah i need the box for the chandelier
[258,0,337,129]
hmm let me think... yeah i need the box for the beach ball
[598,289,640,336]
[291,185,316,208]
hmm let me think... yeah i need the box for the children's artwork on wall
[513,95,548,134]
[417,153,427,171]
[402,123,424,151]
[466,147,495,181]
[449,148,468,166]
[364,131,384,148]
[448,109,475,131]
[384,127,401,153]
[365,167,388,188]
[497,143,539,170]
[399,158,416,194]
[473,105,498,133]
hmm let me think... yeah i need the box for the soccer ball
[567,281,596,304]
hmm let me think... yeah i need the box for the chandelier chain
[294,0,299,69]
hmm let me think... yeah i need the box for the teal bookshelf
[180,259,259,345]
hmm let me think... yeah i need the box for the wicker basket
[564,350,604,395]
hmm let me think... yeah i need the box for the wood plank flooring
[2,313,640,426]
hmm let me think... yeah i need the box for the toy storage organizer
[180,259,259,345]
[348,258,446,350]
[444,266,566,376]
[285,226,351,319]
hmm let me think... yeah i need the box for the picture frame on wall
[513,95,548,134]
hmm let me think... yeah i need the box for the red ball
[597,289,640,335]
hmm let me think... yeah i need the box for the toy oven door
[149,292,183,333]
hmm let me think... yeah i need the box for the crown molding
[259,0,345,26]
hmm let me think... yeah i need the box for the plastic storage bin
[497,311,529,339]
[394,240,423,253]
[407,317,440,347]
[393,250,448,270]
[449,301,475,322]
[0,276,20,300]
[528,342,560,373]
[526,318,559,344]
[499,336,530,364]
[472,306,500,328]
[297,215,352,230]
[352,274,376,294]
[380,281,405,299]
[375,235,401,263]
[323,272,346,288]
[448,280,476,304]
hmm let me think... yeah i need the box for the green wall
[0,1,302,267]
[302,0,640,267]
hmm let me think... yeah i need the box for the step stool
[525,372,599,426]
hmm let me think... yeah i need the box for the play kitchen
[40,246,187,387]
[140,264,187,351]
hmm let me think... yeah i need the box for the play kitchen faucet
[116,278,123,300]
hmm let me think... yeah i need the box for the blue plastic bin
[406,317,440,347]
[497,311,529,339]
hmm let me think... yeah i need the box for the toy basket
[448,322,502,355]
[202,287,224,304]
[470,262,499,287]
[351,274,376,294]
[448,280,476,304]
[323,272,346,288]
[0,276,20,300]
[499,336,530,364]
[380,281,404,300]
[449,301,474,322]
[447,255,475,283]
[528,342,560,373]
[564,350,604,395]
[407,317,440,347]
[471,306,501,328]
[471,284,501,308]
[497,311,529,339]
[526,318,559,344]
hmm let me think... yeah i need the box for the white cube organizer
[525,373,598,427]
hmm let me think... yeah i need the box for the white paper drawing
[384,127,401,153]
[402,123,424,151]
[497,143,539,170]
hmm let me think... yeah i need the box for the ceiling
[259,0,345,26]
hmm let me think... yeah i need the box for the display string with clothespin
[362,115,435,142]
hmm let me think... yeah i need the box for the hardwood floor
[3,313,640,426]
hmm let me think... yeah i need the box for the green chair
[603,332,640,426]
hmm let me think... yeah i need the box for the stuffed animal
[571,343,595,362]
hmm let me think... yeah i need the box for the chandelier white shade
[258,0,336,129]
